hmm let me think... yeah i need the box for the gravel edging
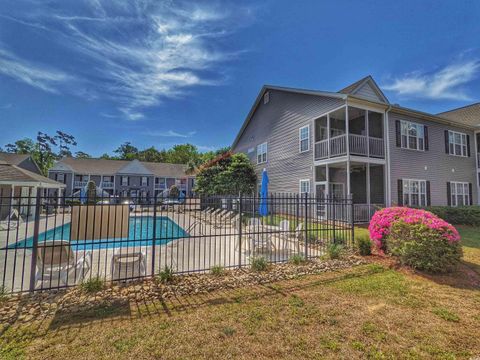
[0,256,366,326]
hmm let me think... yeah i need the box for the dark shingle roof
[437,102,480,128]
[0,163,65,187]
[53,158,191,177]
[0,153,31,166]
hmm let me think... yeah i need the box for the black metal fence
[0,193,354,294]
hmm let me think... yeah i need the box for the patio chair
[277,220,291,247]
[0,209,21,231]
[111,249,147,281]
[246,217,275,254]
[34,240,92,287]
[289,223,304,254]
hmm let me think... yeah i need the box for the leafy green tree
[75,151,92,159]
[4,138,35,154]
[137,147,167,162]
[195,153,256,195]
[33,132,58,176]
[86,180,97,204]
[165,144,201,165]
[55,131,77,158]
[169,185,180,199]
[114,142,139,160]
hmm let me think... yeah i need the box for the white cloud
[0,49,74,93]
[0,0,252,119]
[383,60,480,101]
[145,130,197,138]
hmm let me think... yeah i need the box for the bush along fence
[0,192,354,294]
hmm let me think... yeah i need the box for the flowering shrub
[369,207,460,250]
[368,207,462,272]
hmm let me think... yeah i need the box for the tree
[55,131,77,158]
[86,180,97,204]
[195,153,256,195]
[114,142,138,160]
[4,138,35,154]
[137,147,167,162]
[165,144,201,165]
[169,185,180,199]
[75,151,92,159]
[33,132,58,176]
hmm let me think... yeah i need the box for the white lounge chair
[247,218,275,254]
[111,249,147,281]
[0,208,21,231]
[35,240,92,287]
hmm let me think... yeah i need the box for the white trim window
[156,177,166,189]
[141,176,148,186]
[299,179,310,194]
[57,173,65,183]
[451,182,470,207]
[299,125,310,153]
[448,131,468,157]
[403,179,427,207]
[121,176,128,186]
[401,121,424,151]
[257,142,267,164]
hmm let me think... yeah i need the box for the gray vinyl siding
[354,83,384,103]
[17,158,41,174]
[233,90,345,193]
[389,111,478,206]
[48,171,73,195]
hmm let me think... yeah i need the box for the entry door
[315,182,327,219]
[20,187,31,215]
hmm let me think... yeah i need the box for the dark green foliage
[169,185,180,199]
[86,180,97,204]
[424,206,480,226]
[356,233,372,256]
[195,153,257,195]
[327,243,344,259]
[386,221,462,273]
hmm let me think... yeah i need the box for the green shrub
[424,206,480,226]
[356,233,372,256]
[0,286,7,302]
[250,256,268,271]
[289,254,306,265]
[80,276,105,293]
[158,266,174,283]
[386,221,462,273]
[327,243,344,259]
[210,265,225,276]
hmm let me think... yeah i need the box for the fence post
[238,193,243,268]
[332,196,336,244]
[350,196,355,248]
[151,197,157,277]
[304,192,308,260]
[29,190,42,292]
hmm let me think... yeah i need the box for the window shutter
[54,173,58,181]
[467,135,471,157]
[444,130,449,154]
[424,126,429,150]
[469,183,473,205]
[397,179,403,206]
[395,120,401,147]
[447,182,451,206]
[426,181,431,206]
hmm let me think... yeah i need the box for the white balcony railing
[314,134,385,160]
[74,180,88,188]
[101,181,114,188]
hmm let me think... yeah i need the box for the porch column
[327,113,331,158]
[326,164,330,195]
[366,163,371,210]
[345,104,351,196]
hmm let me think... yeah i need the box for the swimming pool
[8,216,189,250]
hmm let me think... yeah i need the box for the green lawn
[1,227,479,359]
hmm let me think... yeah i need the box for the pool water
[8,216,189,250]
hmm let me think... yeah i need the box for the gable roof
[437,102,480,128]
[0,153,31,166]
[338,75,389,103]
[50,157,191,178]
[0,163,65,188]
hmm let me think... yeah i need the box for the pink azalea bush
[369,207,460,250]
[368,207,462,272]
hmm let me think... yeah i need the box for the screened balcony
[314,106,385,160]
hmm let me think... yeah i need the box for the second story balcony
[74,180,88,188]
[314,105,385,161]
[100,181,114,188]
[315,134,385,160]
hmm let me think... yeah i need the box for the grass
[80,276,104,293]
[210,265,225,276]
[158,266,174,283]
[1,228,479,359]
[250,256,268,271]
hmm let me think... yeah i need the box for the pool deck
[0,210,325,293]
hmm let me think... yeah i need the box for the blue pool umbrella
[80,188,87,204]
[258,168,269,216]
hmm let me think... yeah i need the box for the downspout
[384,105,392,207]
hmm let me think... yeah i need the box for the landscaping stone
[0,256,365,325]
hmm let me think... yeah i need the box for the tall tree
[75,151,92,159]
[55,131,77,158]
[33,132,58,176]
[113,142,139,160]
[4,138,35,154]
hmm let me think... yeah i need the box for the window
[257,142,267,164]
[263,91,270,104]
[400,121,424,151]
[299,179,310,194]
[448,131,468,157]
[57,173,65,183]
[403,179,427,207]
[299,125,310,152]
[156,177,166,189]
[121,176,128,186]
[450,182,470,207]
[141,176,148,186]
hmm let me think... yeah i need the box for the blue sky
[1,0,479,156]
